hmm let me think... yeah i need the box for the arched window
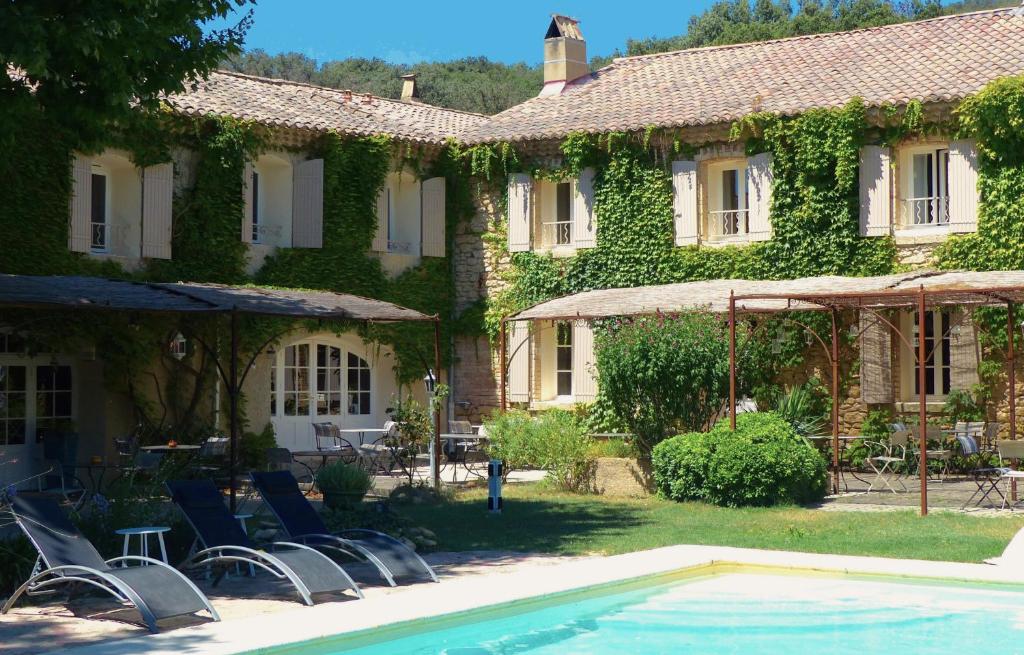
[347,353,371,415]
[270,340,371,418]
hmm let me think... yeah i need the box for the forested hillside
[222,0,1016,114]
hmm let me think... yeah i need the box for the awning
[507,270,1024,321]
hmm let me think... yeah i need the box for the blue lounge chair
[166,479,363,605]
[249,470,438,586]
[2,494,218,632]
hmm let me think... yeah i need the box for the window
[316,345,343,416]
[912,311,951,397]
[0,365,27,446]
[538,180,573,247]
[707,162,749,239]
[251,170,261,243]
[35,365,72,440]
[251,154,293,248]
[556,322,573,397]
[90,170,109,252]
[0,333,25,354]
[902,146,949,227]
[282,344,311,416]
[381,173,419,255]
[347,353,371,415]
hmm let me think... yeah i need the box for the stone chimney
[400,73,419,102]
[542,15,588,95]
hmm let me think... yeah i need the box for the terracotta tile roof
[463,8,1024,144]
[165,70,487,145]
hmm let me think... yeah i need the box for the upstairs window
[707,161,749,240]
[251,154,293,248]
[250,170,261,242]
[901,145,949,228]
[534,179,573,248]
[90,170,109,252]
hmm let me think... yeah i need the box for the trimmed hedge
[652,412,827,507]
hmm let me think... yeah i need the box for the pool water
[281,570,1024,655]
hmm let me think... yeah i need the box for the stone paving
[816,472,1024,517]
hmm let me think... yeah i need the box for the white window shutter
[948,139,979,234]
[572,322,597,402]
[141,162,173,259]
[572,168,596,249]
[241,162,254,244]
[859,146,892,237]
[372,185,388,252]
[420,176,446,257]
[291,158,324,248]
[672,160,698,246]
[69,154,92,253]
[859,311,893,404]
[747,153,773,241]
[507,173,532,253]
[507,321,531,403]
[949,311,980,391]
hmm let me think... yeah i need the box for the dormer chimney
[400,73,418,102]
[542,15,588,95]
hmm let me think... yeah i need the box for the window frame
[555,321,573,399]
[900,309,953,401]
[899,142,951,230]
[269,339,373,419]
[705,159,750,242]
[535,178,575,250]
[89,164,111,253]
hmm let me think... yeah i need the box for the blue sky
[209,0,722,65]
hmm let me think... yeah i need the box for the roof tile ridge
[211,69,487,119]
[611,7,1015,65]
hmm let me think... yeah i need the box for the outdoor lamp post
[424,370,438,487]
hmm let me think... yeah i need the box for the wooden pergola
[0,274,444,508]
[503,270,1024,515]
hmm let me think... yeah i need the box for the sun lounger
[249,470,438,586]
[166,479,362,605]
[1,494,218,632]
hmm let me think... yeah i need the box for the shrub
[533,409,594,492]
[652,412,827,507]
[484,409,594,492]
[944,388,984,423]
[240,422,277,470]
[483,409,539,478]
[772,382,828,437]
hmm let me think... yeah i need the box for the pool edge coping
[53,545,1024,655]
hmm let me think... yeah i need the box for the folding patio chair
[249,470,438,586]
[2,494,219,632]
[957,434,1004,509]
[864,430,910,493]
[167,479,363,605]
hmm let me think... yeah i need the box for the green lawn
[400,485,1024,563]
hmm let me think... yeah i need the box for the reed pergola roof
[0,275,434,322]
[508,270,1024,321]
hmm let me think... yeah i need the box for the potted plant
[316,461,372,509]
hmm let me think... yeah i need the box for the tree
[0,0,254,145]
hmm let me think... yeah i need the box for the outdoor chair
[34,458,87,510]
[265,447,315,489]
[984,422,1002,452]
[443,420,474,463]
[166,479,362,605]
[249,470,438,586]
[957,434,1004,509]
[312,422,357,463]
[996,441,1024,510]
[864,430,910,493]
[1,494,219,632]
[912,424,952,480]
[358,421,401,475]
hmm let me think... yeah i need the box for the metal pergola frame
[0,275,444,510]
[729,284,1022,516]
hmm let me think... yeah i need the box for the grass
[400,484,1024,563]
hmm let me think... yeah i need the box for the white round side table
[114,526,171,566]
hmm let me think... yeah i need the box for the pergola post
[729,291,737,431]
[499,318,507,412]
[433,318,442,489]
[917,286,928,516]
[830,308,840,496]
[228,309,240,514]
[1009,302,1017,443]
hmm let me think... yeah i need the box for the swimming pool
[258,567,1024,655]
